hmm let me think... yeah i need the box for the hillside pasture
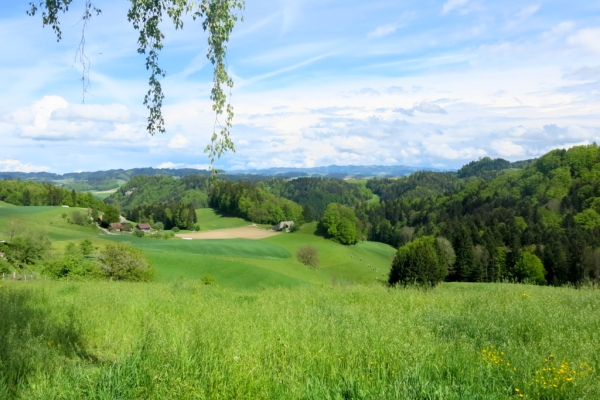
[195,208,249,231]
[0,206,396,287]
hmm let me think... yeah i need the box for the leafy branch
[27,0,244,170]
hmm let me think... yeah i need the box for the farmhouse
[274,221,294,232]
[136,223,152,232]
[109,222,123,232]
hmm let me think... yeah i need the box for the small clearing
[176,226,280,240]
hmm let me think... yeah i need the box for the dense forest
[106,175,212,211]
[0,180,105,210]
[126,202,198,230]
[367,171,465,201]
[209,180,304,224]
[358,144,600,285]
[260,177,374,219]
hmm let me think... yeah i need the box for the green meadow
[1,206,599,398]
[0,206,395,288]
[194,208,249,231]
[1,281,598,399]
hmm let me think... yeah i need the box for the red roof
[137,223,152,230]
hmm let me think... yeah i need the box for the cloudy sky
[1,0,599,173]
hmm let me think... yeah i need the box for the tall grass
[1,281,598,399]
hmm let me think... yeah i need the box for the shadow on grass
[0,286,93,397]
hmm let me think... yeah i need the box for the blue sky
[1,0,599,173]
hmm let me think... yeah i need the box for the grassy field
[91,189,118,200]
[195,208,249,231]
[0,206,396,287]
[345,179,380,206]
[0,281,598,399]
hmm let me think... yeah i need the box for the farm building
[274,221,294,232]
[136,223,152,232]
[109,223,123,232]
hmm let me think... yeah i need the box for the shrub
[514,252,546,285]
[388,236,449,287]
[79,239,94,256]
[200,274,215,285]
[134,230,145,238]
[0,257,12,274]
[172,227,180,233]
[71,211,87,225]
[97,243,154,282]
[153,221,164,231]
[297,246,319,268]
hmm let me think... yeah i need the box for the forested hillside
[367,171,465,202]
[457,156,534,179]
[260,177,374,219]
[105,175,211,211]
[0,180,105,210]
[209,180,303,224]
[358,144,600,285]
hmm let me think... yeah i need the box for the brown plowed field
[175,226,280,240]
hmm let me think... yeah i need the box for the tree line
[0,180,105,210]
[362,145,600,286]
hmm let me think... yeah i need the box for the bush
[42,242,98,280]
[200,274,215,285]
[5,231,51,267]
[0,257,12,274]
[152,221,164,231]
[172,227,180,233]
[79,239,94,256]
[388,236,449,287]
[97,243,154,282]
[297,246,319,268]
[514,252,546,285]
[134,230,145,238]
[71,211,87,225]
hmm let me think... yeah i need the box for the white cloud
[491,141,526,157]
[157,161,210,170]
[367,24,399,39]
[0,159,49,172]
[516,4,540,20]
[167,134,190,149]
[413,102,447,114]
[567,28,600,54]
[51,103,132,122]
[442,0,469,14]
[393,102,447,116]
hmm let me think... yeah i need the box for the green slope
[0,206,397,288]
[195,208,249,231]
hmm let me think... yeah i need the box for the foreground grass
[0,282,598,399]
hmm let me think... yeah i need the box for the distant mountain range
[233,164,447,178]
[0,164,449,191]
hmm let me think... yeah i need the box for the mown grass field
[0,281,598,399]
[194,208,249,231]
[0,206,396,288]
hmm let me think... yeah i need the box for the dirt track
[175,226,280,240]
